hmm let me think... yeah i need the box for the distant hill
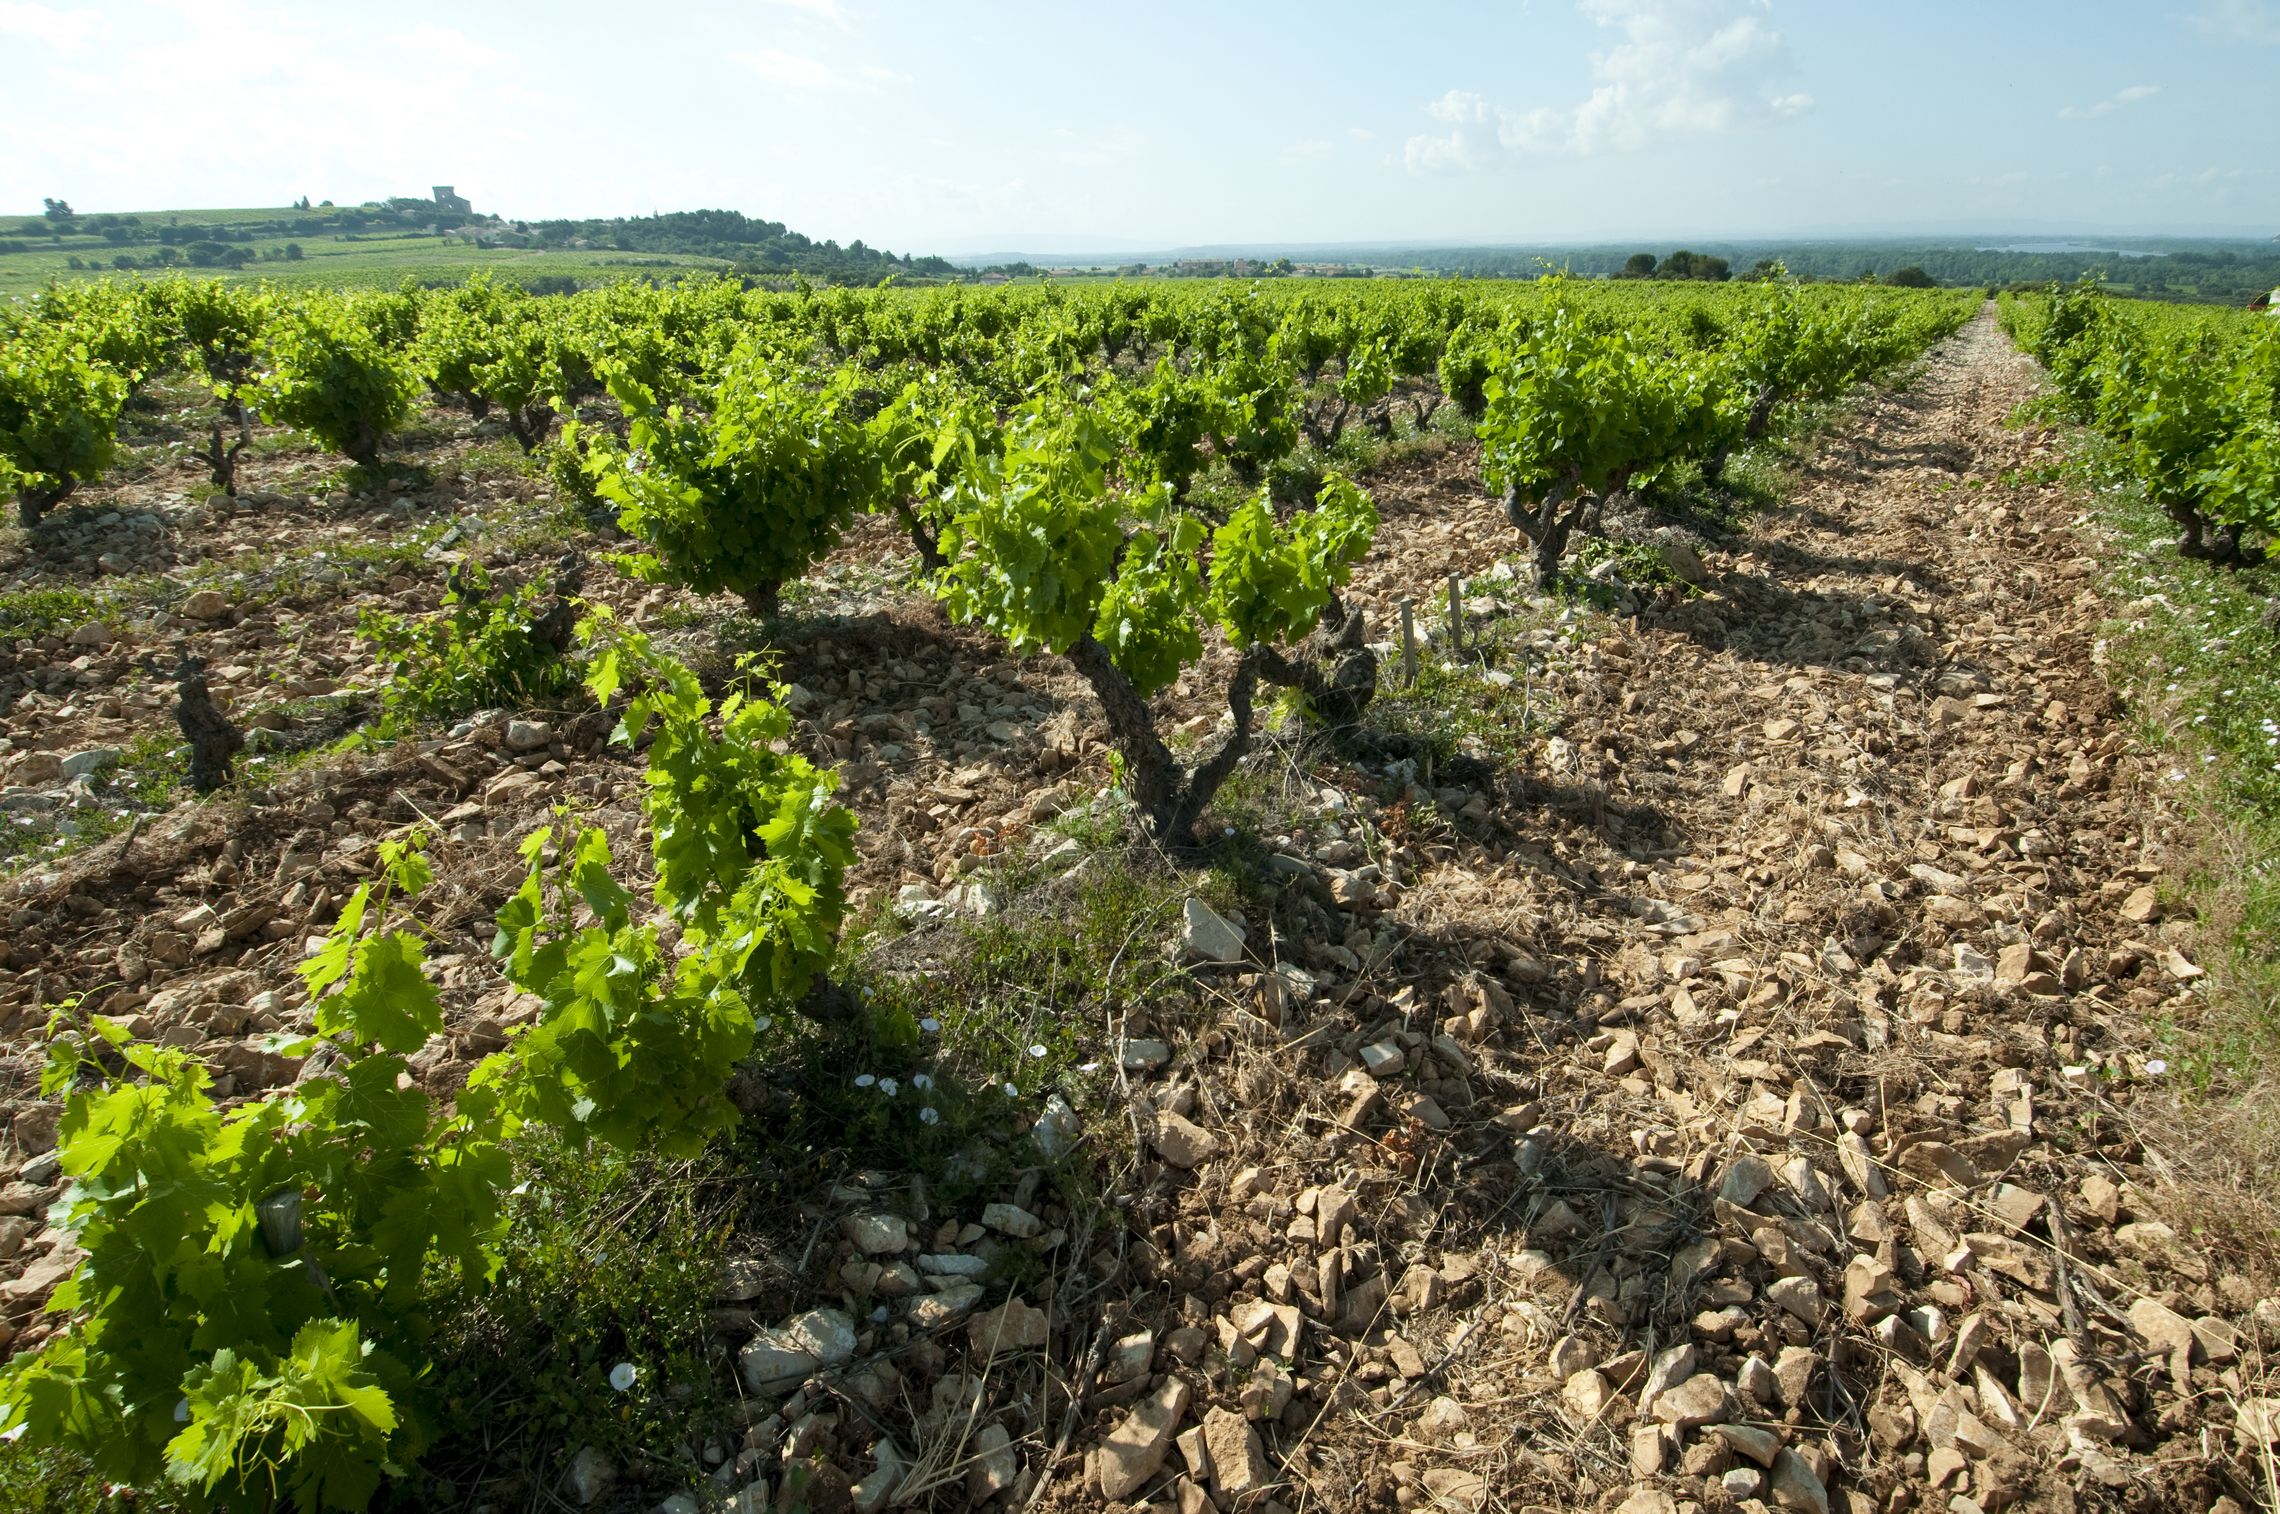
[0,196,951,295]
[517,208,953,280]
[955,233,2280,305]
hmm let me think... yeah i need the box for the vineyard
[0,268,2276,1514]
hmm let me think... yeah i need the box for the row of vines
[2001,283,2279,565]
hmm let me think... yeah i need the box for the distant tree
[284,242,304,261]
[1660,249,1730,281]
[1884,265,1935,288]
[1622,252,1658,278]
[42,198,73,221]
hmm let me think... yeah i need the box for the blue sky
[3,0,2274,252]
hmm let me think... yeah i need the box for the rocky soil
[0,310,2275,1513]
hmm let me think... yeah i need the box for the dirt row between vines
[0,308,2274,1514]
[1011,307,2280,1514]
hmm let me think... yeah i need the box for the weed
[2053,427,2280,1126]
[0,1446,140,1513]
[418,1135,737,1508]
[807,855,1210,1198]
[0,731,187,871]
[0,587,108,640]
[357,559,579,725]
[1567,534,1687,596]
[1367,616,1561,770]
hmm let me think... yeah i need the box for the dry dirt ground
[1,308,2276,1514]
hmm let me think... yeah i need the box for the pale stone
[1180,898,1246,963]
[1096,1376,1191,1500]
[968,1296,1049,1357]
[1203,1405,1269,1499]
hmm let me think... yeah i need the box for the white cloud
[2058,83,2159,120]
[1056,127,1147,170]
[1406,0,1811,172]
[2189,0,2280,43]
[0,1,109,50]
[390,23,506,70]
[4,2,549,214]
[731,47,902,91]
[760,0,849,23]
[733,48,847,89]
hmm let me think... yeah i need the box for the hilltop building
[432,185,472,216]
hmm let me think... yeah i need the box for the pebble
[181,589,231,621]
[1095,1376,1190,1500]
[738,1308,856,1391]
[563,1446,616,1506]
[967,1296,1048,1356]
[841,1212,909,1255]
[1179,897,1246,963]
[1150,1110,1219,1169]
[981,1202,1041,1238]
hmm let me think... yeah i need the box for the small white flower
[1078,1061,1101,1073]
[1028,1043,1048,1059]
[755,1015,772,1033]
[1003,1081,1019,1097]
[920,1017,941,1033]
[609,1362,637,1392]
[912,1073,934,1090]
[919,1106,940,1125]
[880,1078,899,1098]
[854,1073,877,1088]
[2144,1058,2168,1075]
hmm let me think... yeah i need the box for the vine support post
[1399,599,1417,687]
[1446,575,1463,654]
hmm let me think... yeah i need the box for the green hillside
[0,198,948,297]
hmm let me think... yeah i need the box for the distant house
[432,185,472,216]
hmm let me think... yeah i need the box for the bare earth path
[1095,308,2273,1514]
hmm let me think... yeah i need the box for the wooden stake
[1447,575,1463,653]
[1399,600,1418,686]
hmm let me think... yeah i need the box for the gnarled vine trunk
[16,480,73,529]
[174,656,244,793]
[1065,635,1260,852]
[1256,592,1376,726]
[1504,474,1596,588]
[504,406,554,453]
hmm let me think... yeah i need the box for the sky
[3,0,2276,255]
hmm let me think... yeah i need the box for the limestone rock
[1096,1375,1190,1500]
[1180,898,1246,964]
[968,1296,1049,1357]
[1151,1110,1220,1169]
[1203,1405,1270,1499]
[739,1308,858,1392]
